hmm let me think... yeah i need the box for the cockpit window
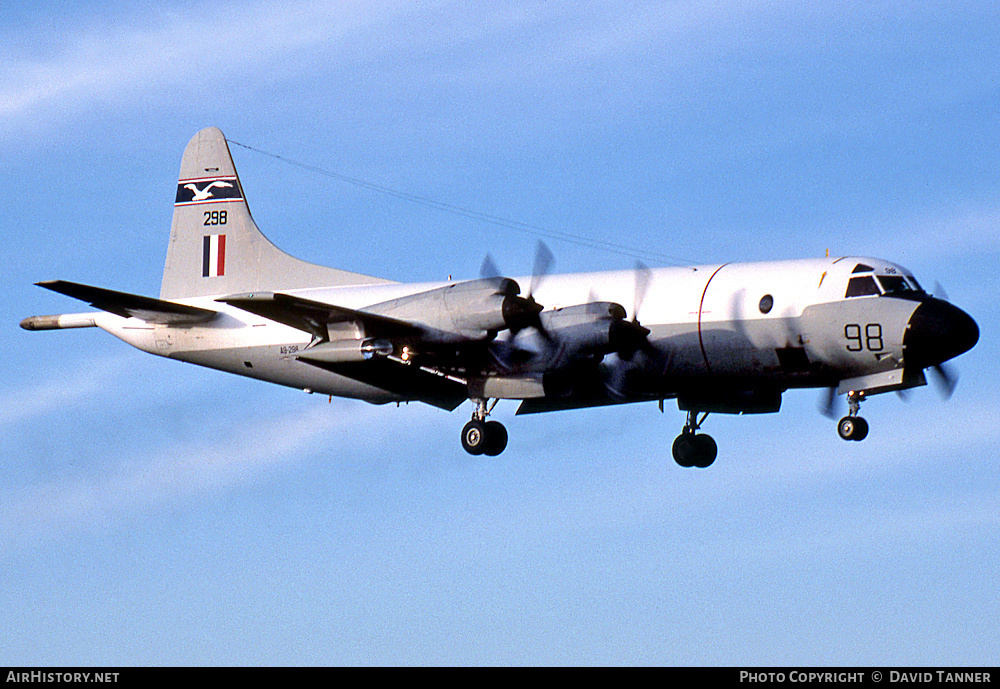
[877,275,912,294]
[845,275,880,297]
[851,263,875,274]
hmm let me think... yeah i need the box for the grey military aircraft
[21,127,979,467]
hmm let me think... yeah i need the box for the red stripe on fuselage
[697,264,729,373]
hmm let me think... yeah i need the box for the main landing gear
[461,398,508,456]
[837,390,869,442]
[672,410,717,468]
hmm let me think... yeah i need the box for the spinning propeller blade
[632,261,652,324]
[480,241,554,338]
[479,254,502,282]
[819,386,839,419]
[930,363,958,400]
[528,240,554,299]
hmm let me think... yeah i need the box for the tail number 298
[204,210,228,226]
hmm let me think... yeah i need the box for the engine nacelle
[536,302,650,369]
[297,338,394,364]
[368,278,541,339]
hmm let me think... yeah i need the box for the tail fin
[160,127,389,299]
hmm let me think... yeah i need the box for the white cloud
[0,0,409,126]
[0,351,133,429]
[0,398,388,550]
[0,0,830,134]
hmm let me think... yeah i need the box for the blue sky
[3,0,999,665]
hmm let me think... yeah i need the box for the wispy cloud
[0,351,134,429]
[0,0,830,134]
[0,0,409,127]
[0,398,389,550]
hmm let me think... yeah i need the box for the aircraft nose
[903,297,979,368]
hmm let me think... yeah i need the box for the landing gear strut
[837,390,869,442]
[672,410,717,468]
[461,398,508,456]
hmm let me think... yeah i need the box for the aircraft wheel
[851,417,869,441]
[461,420,488,455]
[483,421,508,456]
[692,434,717,468]
[837,416,869,442]
[673,432,717,468]
[672,433,697,468]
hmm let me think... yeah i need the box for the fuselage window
[877,275,912,294]
[845,275,880,298]
[759,294,774,314]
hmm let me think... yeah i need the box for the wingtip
[20,313,98,330]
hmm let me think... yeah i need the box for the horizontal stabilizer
[37,280,217,324]
[219,292,423,342]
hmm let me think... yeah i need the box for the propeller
[528,240,554,300]
[604,261,653,361]
[632,261,652,325]
[930,363,958,399]
[515,240,554,337]
[819,386,839,419]
[610,261,654,359]
[481,241,554,338]
[479,254,502,283]
[601,263,659,397]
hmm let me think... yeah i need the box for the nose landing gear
[461,398,508,456]
[837,390,869,442]
[672,410,717,468]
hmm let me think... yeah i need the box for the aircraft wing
[220,291,494,410]
[299,356,468,411]
[218,291,426,342]
[37,280,217,324]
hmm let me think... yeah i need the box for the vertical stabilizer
[160,127,389,299]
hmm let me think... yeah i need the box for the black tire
[838,416,871,441]
[461,420,487,455]
[483,421,509,456]
[672,434,697,467]
[850,416,869,442]
[692,434,718,468]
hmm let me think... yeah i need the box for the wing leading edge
[217,291,424,342]
[34,280,218,324]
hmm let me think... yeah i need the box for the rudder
[160,127,389,299]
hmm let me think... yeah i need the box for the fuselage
[22,126,982,464]
[90,254,978,412]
